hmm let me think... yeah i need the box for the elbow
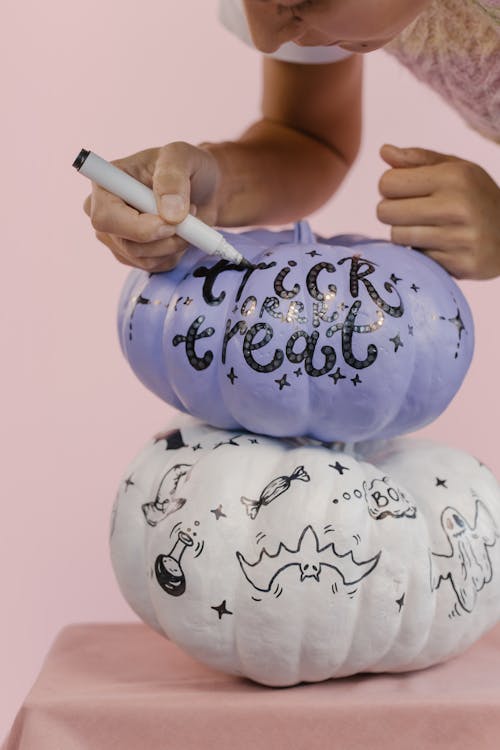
[339,127,362,169]
[324,113,362,174]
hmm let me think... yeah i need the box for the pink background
[2,0,499,738]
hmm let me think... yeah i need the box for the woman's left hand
[377,144,500,279]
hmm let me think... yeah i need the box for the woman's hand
[82,56,363,272]
[377,144,500,280]
[83,142,220,272]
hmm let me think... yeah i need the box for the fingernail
[160,194,185,222]
[155,223,174,240]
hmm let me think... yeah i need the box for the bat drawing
[430,499,499,613]
[236,525,381,593]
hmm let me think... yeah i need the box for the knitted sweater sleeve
[384,0,500,142]
[475,0,500,20]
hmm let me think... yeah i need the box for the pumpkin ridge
[111,425,500,685]
[377,444,443,670]
[337,458,377,675]
[118,227,474,442]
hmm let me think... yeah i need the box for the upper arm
[261,54,363,167]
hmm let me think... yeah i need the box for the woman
[84,0,500,279]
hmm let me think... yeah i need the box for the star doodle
[306,250,322,258]
[390,273,402,285]
[248,438,259,444]
[192,443,202,451]
[134,294,151,306]
[411,283,420,293]
[351,374,362,386]
[408,324,414,336]
[449,309,465,337]
[211,504,227,520]
[275,374,291,390]
[124,476,135,491]
[329,461,349,475]
[227,367,238,384]
[329,367,346,385]
[211,600,233,619]
[294,367,303,378]
[389,333,404,352]
[396,593,405,611]
[436,477,448,488]
[440,308,466,339]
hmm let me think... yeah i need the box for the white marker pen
[72,149,252,268]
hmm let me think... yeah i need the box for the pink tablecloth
[4,622,500,750]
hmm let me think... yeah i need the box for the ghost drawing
[430,499,499,613]
[142,463,191,526]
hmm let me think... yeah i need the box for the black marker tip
[239,258,255,270]
[72,148,90,171]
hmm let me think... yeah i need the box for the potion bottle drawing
[155,531,194,596]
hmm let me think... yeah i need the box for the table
[4,622,500,749]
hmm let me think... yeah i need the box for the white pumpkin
[110,418,500,687]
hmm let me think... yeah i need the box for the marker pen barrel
[73,149,251,267]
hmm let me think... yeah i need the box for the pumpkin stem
[293,221,315,245]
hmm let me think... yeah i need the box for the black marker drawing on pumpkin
[236,525,381,595]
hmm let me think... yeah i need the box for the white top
[219,0,500,142]
[218,0,352,64]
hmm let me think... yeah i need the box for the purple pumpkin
[117,222,473,441]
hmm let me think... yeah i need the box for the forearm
[202,117,355,227]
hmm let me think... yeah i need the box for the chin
[338,39,388,53]
[294,34,334,47]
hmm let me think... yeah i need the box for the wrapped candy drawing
[117,222,474,442]
[241,465,310,519]
[110,419,500,687]
[110,220,498,687]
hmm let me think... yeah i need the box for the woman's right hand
[83,142,221,272]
